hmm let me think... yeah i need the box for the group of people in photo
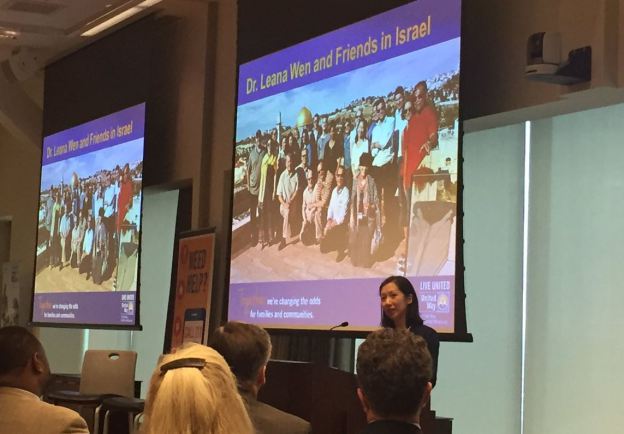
[37,162,141,289]
[241,80,451,269]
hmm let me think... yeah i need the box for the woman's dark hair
[379,275,424,328]
[359,152,373,168]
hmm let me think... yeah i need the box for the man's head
[373,98,386,121]
[300,148,308,167]
[356,328,432,424]
[403,100,414,121]
[0,326,51,396]
[394,86,405,112]
[414,81,428,113]
[317,161,326,180]
[285,153,295,173]
[306,168,316,188]
[209,322,272,395]
[335,166,346,188]
[321,116,330,133]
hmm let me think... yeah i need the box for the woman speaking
[379,275,439,386]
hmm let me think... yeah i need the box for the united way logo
[437,292,450,313]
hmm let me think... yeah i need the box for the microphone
[329,321,349,331]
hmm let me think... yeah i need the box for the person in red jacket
[401,81,439,242]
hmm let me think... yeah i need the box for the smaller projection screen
[31,103,145,328]
[229,0,461,333]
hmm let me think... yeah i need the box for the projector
[525,32,561,76]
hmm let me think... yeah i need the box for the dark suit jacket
[242,391,312,434]
[360,420,422,434]
[409,323,439,387]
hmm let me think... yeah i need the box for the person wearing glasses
[369,98,398,241]
[401,82,439,258]
[277,153,301,251]
[402,81,438,194]
[349,153,380,267]
[320,165,350,262]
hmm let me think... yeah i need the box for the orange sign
[170,231,215,350]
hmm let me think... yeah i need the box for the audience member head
[379,275,424,329]
[209,321,272,396]
[0,326,51,396]
[142,343,253,434]
[356,328,432,424]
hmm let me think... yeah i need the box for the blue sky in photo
[236,37,460,141]
[40,138,144,191]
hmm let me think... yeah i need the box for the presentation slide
[31,103,145,327]
[229,0,460,332]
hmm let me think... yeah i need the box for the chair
[47,349,137,434]
[100,396,145,434]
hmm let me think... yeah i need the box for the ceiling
[0,0,164,147]
[0,0,141,64]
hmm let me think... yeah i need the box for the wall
[203,0,236,331]
[525,103,624,434]
[0,127,40,323]
[462,0,623,121]
[432,124,525,434]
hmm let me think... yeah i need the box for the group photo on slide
[230,39,460,284]
[34,140,143,294]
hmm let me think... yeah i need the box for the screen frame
[228,0,471,341]
[29,103,147,331]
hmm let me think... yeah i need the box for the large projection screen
[229,0,462,333]
[31,103,145,328]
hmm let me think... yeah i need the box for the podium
[259,360,452,434]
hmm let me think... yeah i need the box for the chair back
[79,350,137,397]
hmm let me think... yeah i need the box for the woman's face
[357,121,365,139]
[380,281,412,327]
